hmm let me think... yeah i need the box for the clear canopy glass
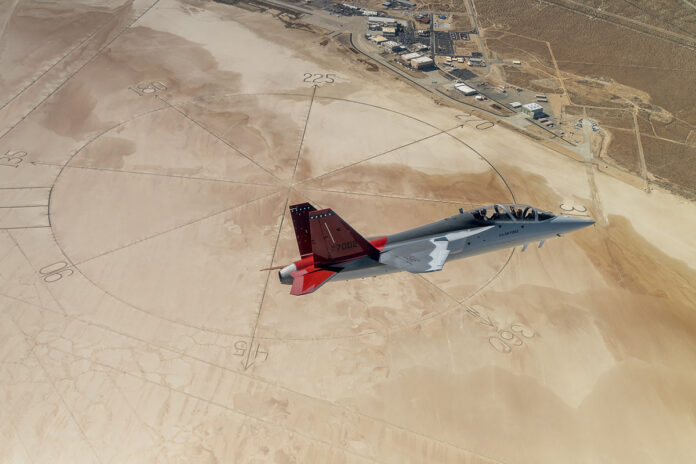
[465,204,556,222]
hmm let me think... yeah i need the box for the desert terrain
[1,0,696,463]
[473,0,696,197]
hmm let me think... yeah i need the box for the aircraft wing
[290,267,338,295]
[380,227,493,273]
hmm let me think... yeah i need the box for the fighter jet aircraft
[275,202,593,295]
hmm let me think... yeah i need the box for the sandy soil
[475,0,696,196]
[1,0,695,463]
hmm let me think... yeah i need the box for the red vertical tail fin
[289,203,316,258]
[309,208,379,266]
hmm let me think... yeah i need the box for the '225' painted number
[303,73,335,84]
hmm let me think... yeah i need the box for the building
[382,26,397,37]
[468,57,485,67]
[371,35,388,44]
[363,10,378,15]
[399,52,421,64]
[396,0,416,6]
[512,60,521,65]
[411,43,428,52]
[368,16,397,26]
[382,40,402,51]
[455,83,477,96]
[411,56,434,69]
[510,101,522,109]
[521,102,543,118]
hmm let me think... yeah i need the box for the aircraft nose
[551,216,595,234]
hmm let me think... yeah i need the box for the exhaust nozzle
[279,263,297,285]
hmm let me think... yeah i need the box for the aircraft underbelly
[331,261,399,281]
[332,228,553,282]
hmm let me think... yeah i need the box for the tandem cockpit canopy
[466,204,556,222]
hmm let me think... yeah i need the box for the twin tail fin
[287,203,379,295]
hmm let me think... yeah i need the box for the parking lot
[398,27,431,49]
[449,31,468,40]
[434,31,453,56]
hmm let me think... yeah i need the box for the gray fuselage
[330,208,593,281]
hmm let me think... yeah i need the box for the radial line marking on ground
[243,87,319,369]
[155,95,281,182]
[296,124,461,185]
[290,84,318,184]
[31,161,276,187]
[5,231,68,316]
[75,189,282,267]
[0,292,508,464]
[0,0,162,141]
[43,344,385,464]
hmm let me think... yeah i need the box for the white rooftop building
[522,102,543,118]
[455,83,477,96]
[368,16,397,25]
[399,52,421,64]
[411,56,434,69]
[382,40,401,51]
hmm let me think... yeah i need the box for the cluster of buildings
[367,16,402,39]
[366,16,434,70]
[399,52,434,69]
[367,34,401,49]
[366,12,443,70]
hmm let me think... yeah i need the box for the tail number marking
[331,240,358,252]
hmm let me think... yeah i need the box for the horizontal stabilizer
[290,267,337,295]
[380,227,492,273]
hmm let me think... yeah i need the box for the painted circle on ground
[50,93,514,340]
